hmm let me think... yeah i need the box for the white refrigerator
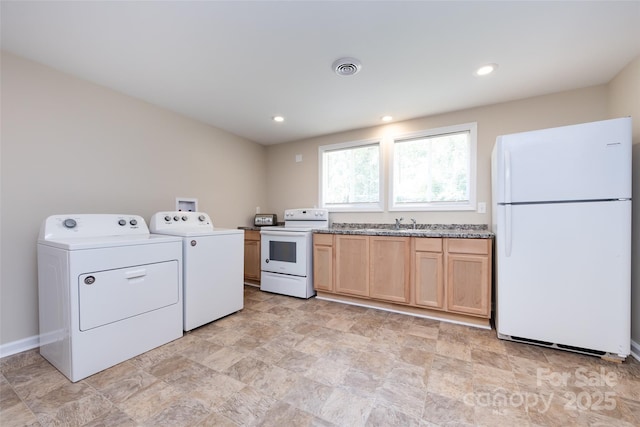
[492,117,632,358]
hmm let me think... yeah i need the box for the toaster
[254,213,278,227]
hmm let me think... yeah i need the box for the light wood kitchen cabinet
[413,238,444,309]
[335,235,370,297]
[445,238,491,317]
[314,231,492,325]
[243,230,261,283]
[369,236,410,303]
[313,234,334,292]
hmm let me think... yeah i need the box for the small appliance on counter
[254,213,278,227]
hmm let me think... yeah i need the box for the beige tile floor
[1,285,639,426]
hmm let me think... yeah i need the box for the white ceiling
[2,1,639,145]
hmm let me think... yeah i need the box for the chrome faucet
[394,217,404,230]
[411,218,417,229]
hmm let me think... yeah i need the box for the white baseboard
[0,335,39,359]
[631,339,640,362]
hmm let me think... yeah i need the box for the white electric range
[259,208,329,298]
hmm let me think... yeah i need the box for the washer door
[78,260,179,331]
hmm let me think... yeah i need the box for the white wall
[266,86,610,225]
[0,52,268,349]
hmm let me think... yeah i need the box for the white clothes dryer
[150,211,244,331]
[37,214,183,382]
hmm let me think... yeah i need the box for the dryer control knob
[63,218,77,229]
[130,219,138,226]
[164,215,171,222]
[198,215,206,222]
[182,216,188,221]
[118,219,126,226]
[173,216,180,221]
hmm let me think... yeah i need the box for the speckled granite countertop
[314,223,494,239]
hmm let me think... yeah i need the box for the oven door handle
[260,230,300,237]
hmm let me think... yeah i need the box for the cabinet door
[414,251,444,309]
[243,231,261,282]
[313,235,334,292]
[446,253,490,317]
[369,236,410,303]
[335,235,369,297]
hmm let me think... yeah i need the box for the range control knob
[164,215,171,222]
[198,215,206,222]
[63,218,77,229]
[173,215,180,221]
[118,219,126,226]
[130,219,137,226]
[182,216,188,221]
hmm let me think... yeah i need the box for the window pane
[393,131,470,204]
[323,144,380,205]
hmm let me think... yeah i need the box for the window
[390,123,477,211]
[318,122,476,212]
[319,139,383,211]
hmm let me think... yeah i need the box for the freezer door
[495,200,631,356]
[494,117,631,204]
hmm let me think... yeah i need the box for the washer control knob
[118,219,126,226]
[63,218,77,229]
[164,215,171,222]
[130,219,137,226]
[198,215,206,222]
[182,216,188,221]
[173,215,180,221]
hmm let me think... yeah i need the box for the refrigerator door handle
[505,204,512,257]
[504,150,512,204]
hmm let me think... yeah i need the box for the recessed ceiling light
[381,115,393,122]
[272,116,284,122]
[476,63,498,76]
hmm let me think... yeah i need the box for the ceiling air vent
[332,57,362,76]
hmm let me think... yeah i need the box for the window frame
[318,138,384,212]
[388,122,477,212]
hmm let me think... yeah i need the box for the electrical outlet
[477,202,486,214]
[295,154,303,163]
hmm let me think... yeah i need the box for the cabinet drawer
[314,233,334,245]
[447,238,490,255]
[245,230,261,241]
[414,238,442,252]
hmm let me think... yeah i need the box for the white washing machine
[150,211,244,331]
[37,214,183,382]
